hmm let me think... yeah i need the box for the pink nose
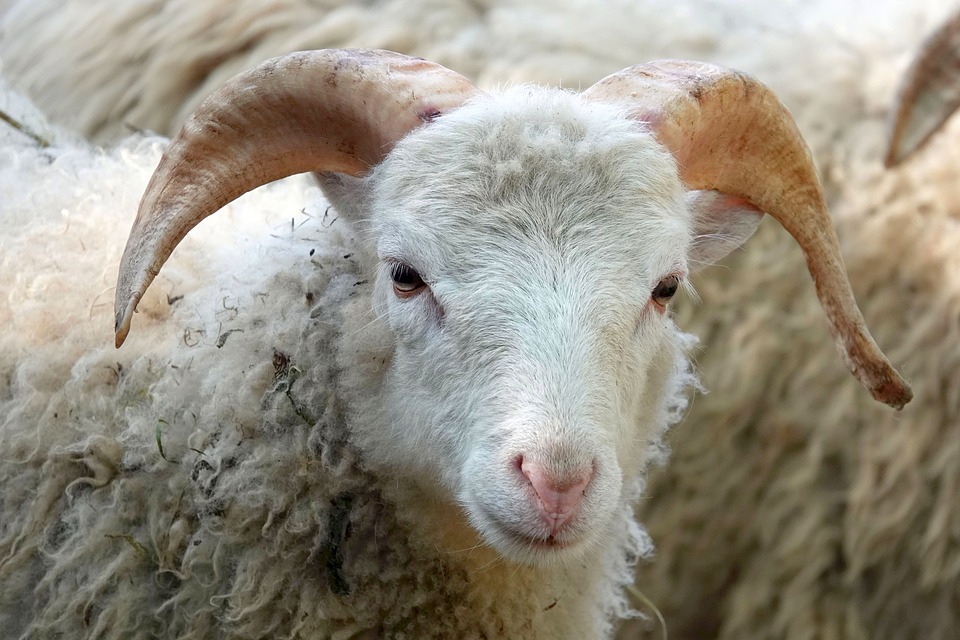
[519,457,593,536]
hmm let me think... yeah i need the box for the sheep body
[0,82,704,638]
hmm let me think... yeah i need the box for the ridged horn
[885,9,960,166]
[584,60,912,409]
[114,49,480,347]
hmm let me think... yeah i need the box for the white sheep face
[351,88,704,566]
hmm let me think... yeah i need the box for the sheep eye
[651,275,680,306]
[390,263,426,297]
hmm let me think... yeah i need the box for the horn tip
[843,329,913,409]
[114,297,136,348]
[882,140,905,168]
[870,372,913,410]
[882,149,906,169]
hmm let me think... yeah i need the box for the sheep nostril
[513,454,526,478]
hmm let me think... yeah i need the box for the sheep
[4,1,956,637]
[0,47,909,638]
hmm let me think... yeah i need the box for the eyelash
[389,262,427,298]
[649,274,683,313]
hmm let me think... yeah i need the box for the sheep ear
[687,190,763,272]
[313,172,372,224]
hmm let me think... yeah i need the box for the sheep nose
[519,457,593,536]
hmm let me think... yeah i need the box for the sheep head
[115,49,912,566]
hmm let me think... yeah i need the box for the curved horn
[583,60,912,409]
[114,49,480,347]
[885,9,960,166]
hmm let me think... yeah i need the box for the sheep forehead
[372,86,692,283]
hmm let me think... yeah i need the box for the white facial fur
[341,87,716,566]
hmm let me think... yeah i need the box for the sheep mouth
[479,507,586,556]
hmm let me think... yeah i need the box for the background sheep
[2,1,958,639]
[885,7,960,167]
